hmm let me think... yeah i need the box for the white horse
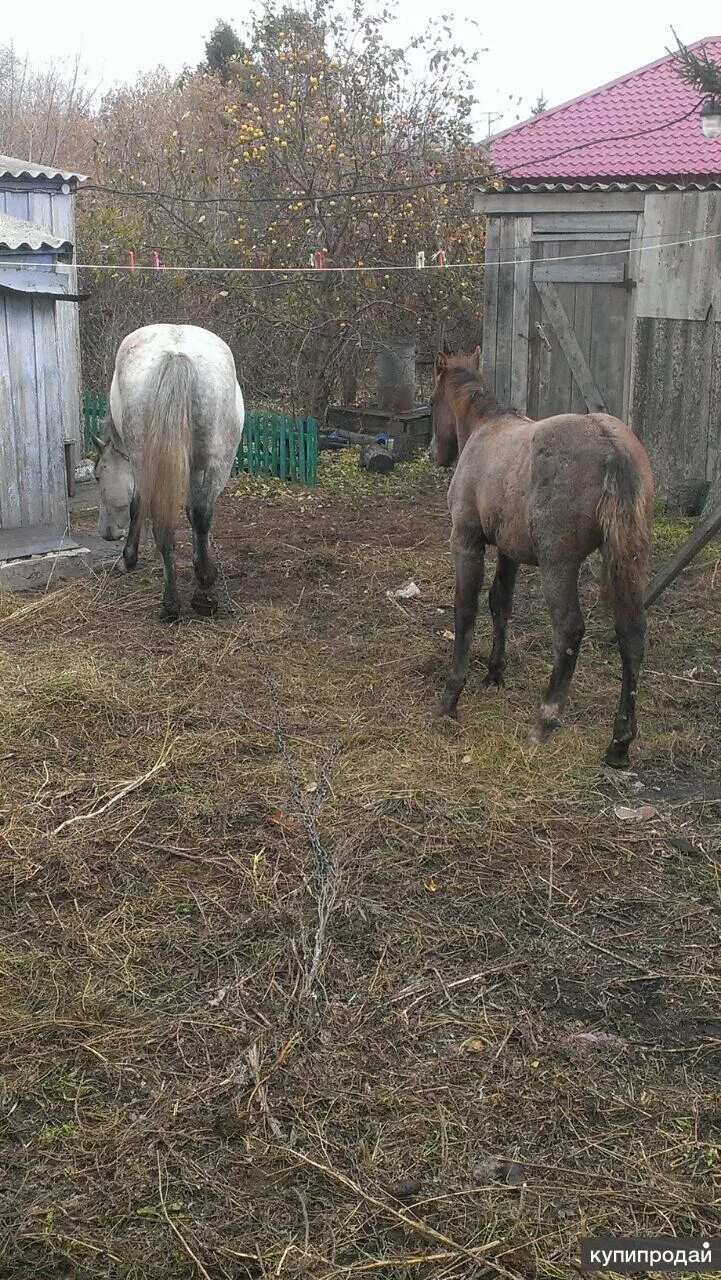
[93,324,244,618]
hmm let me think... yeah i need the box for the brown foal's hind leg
[438,535,485,719]
[530,559,585,743]
[605,596,646,768]
[484,554,518,687]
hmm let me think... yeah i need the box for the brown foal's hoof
[527,720,559,747]
[162,598,182,622]
[604,741,632,769]
[483,670,505,688]
[191,589,219,617]
[434,704,460,735]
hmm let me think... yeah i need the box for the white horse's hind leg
[154,523,181,621]
[187,467,223,615]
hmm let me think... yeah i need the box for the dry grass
[0,454,719,1279]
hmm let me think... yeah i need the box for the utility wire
[75,106,707,207]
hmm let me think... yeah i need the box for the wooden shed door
[0,293,69,532]
[527,235,633,421]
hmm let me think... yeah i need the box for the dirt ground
[0,453,719,1279]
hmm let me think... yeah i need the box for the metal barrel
[376,341,416,413]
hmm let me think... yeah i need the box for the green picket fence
[235,413,319,486]
[82,389,107,455]
[82,395,318,487]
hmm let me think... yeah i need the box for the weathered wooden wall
[0,290,69,530]
[0,179,81,453]
[635,192,721,321]
[630,192,721,504]
[631,318,721,499]
[475,189,721,503]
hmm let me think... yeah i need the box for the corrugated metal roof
[0,211,73,254]
[0,153,87,183]
[488,36,721,183]
[476,179,721,194]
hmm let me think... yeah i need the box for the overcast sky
[4,0,717,135]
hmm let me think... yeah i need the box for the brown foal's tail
[140,352,193,546]
[598,441,653,618]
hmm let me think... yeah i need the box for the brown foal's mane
[444,360,501,423]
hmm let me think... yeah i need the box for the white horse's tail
[140,352,193,545]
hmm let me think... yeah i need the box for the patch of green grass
[651,511,721,569]
[232,446,444,506]
[35,1121,76,1148]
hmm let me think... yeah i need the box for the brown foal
[430,349,654,767]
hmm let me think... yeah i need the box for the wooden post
[645,500,721,607]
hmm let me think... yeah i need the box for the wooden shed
[0,154,86,550]
[476,38,721,508]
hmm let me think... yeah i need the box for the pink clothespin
[128,251,135,271]
[152,251,161,269]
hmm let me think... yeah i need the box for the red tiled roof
[489,37,721,182]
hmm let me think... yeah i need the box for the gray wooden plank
[571,284,593,415]
[621,272,636,425]
[584,237,631,421]
[0,295,22,528]
[634,193,664,322]
[0,525,79,560]
[547,281,575,415]
[533,259,625,283]
[624,210,645,420]
[482,218,501,391]
[495,217,517,407]
[532,231,638,242]
[510,217,532,414]
[474,193,646,215]
[670,320,714,487]
[527,245,542,420]
[0,265,70,294]
[687,192,718,326]
[33,297,68,527]
[659,194,696,319]
[50,191,82,451]
[533,241,553,418]
[30,298,51,523]
[536,310,552,418]
[536,279,608,412]
[4,292,43,525]
[630,316,668,483]
[532,213,640,235]
[3,190,30,220]
[588,272,628,421]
